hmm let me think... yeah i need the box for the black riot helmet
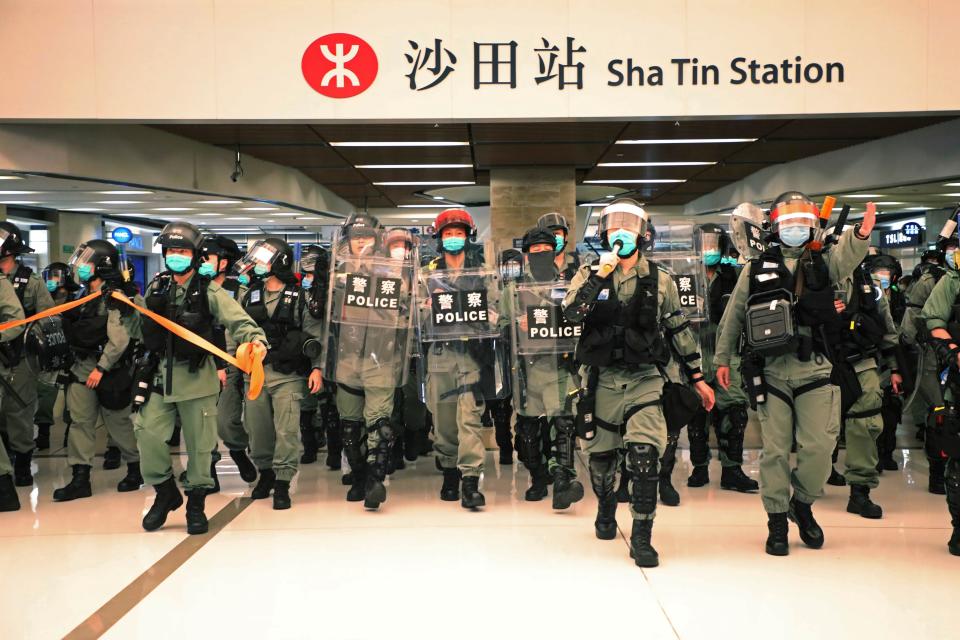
[697,223,731,267]
[202,235,242,273]
[921,248,944,265]
[236,237,296,285]
[499,248,523,282]
[342,212,382,239]
[0,221,34,258]
[299,244,329,277]
[42,261,80,293]
[521,227,557,253]
[68,240,123,284]
[156,221,204,262]
[537,211,569,252]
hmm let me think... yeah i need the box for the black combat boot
[208,450,221,495]
[929,458,946,495]
[142,477,183,531]
[524,465,549,502]
[346,464,366,502]
[251,468,276,499]
[103,446,121,470]
[13,450,33,487]
[273,479,291,510]
[229,449,258,483]
[687,465,709,487]
[827,467,846,487]
[552,467,584,510]
[495,420,513,465]
[721,466,760,492]
[300,410,319,465]
[440,467,461,501]
[788,497,824,549]
[847,484,883,519]
[365,426,392,510]
[0,473,19,512]
[52,464,92,502]
[185,489,208,534]
[34,423,51,451]
[946,461,960,556]
[615,461,630,503]
[765,512,789,556]
[326,420,343,470]
[658,436,680,507]
[117,462,143,492]
[389,437,405,474]
[629,520,659,568]
[590,452,619,540]
[403,427,420,462]
[461,475,485,510]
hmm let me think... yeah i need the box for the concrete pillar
[50,211,102,262]
[489,167,576,252]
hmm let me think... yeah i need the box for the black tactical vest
[576,261,670,369]
[243,283,310,375]
[708,263,739,324]
[63,299,109,358]
[836,265,887,362]
[142,273,215,371]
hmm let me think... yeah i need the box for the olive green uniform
[839,279,899,487]
[901,271,945,426]
[218,284,249,453]
[134,276,265,491]
[0,271,54,458]
[715,230,868,513]
[66,295,143,467]
[563,256,703,517]
[0,278,26,477]
[243,287,322,482]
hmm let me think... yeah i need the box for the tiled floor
[2,445,956,640]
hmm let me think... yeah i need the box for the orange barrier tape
[0,288,266,400]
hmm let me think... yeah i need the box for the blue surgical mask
[609,230,638,258]
[302,276,313,288]
[877,276,890,290]
[779,226,810,248]
[238,274,250,286]
[721,256,738,266]
[45,280,58,292]
[703,250,721,266]
[198,263,217,278]
[165,254,192,274]
[554,235,565,252]
[442,237,465,253]
[254,264,269,277]
[78,264,94,282]
[948,251,957,270]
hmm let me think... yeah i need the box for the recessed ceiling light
[195,213,223,217]
[398,204,454,208]
[282,231,320,235]
[271,212,301,216]
[904,206,931,210]
[578,202,615,207]
[941,193,960,197]
[944,183,960,187]
[719,213,733,217]
[356,164,473,169]
[65,207,104,212]
[296,216,322,221]
[195,199,243,204]
[411,219,418,222]
[583,179,685,184]
[0,176,23,180]
[876,202,905,206]
[223,217,254,221]
[0,191,39,195]
[97,190,154,195]
[432,196,445,200]
[373,181,475,186]
[0,201,39,205]
[330,141,469,147]
[209,227,258,232]
[152,207,194,211]
[596,161,716,167]
[95,200,144,205]
[841,194,884,198]
[615,138,756,144]
[239,207,278,211]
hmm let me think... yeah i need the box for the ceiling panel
[353,168,476,183]
[471,122,624,143]
[722,139,860,163]
[333,146,474,165]
[767,116,953,140]
[155,124,323,145]
[584,165,711,181]
[682,162,768,181]
[619,119,789,140]
[299,167,369,184]
[228,144,348,168]
[310,123,470,143]
[474,142,608,168]
[597,141,752,163]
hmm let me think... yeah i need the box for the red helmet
[432,208,477,240]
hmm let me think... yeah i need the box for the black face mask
[526,252,556,282]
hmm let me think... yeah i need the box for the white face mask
[390,246,408,260]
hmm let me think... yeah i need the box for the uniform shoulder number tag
[250,289,261,304]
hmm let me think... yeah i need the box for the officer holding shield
[563,199,714,567]
[511,226,584,509]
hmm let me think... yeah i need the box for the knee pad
[946,459,960,506]
[369,417,396,444]
[728,405,749,434]
[341,419,365,449]
[490,399,513,426]
[552,416,576,467]
[588,450,619,490]
[625,443,659,478]
[515,415,542,466]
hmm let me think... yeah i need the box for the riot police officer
[53,240,143,501]
[563,199,714,567]
[917,222,960,555]
[0,221,54,487]
[490,248,523,466]
[537,212,580,281]
[421,208,502,510]
[715,192,873,555]
[512,226,584,509]
[136,222,266,534]
[0,263,26,512]
[688,216,760,493]
[902,219,957,494]
[34,261,81,450]
[236,238,323,510]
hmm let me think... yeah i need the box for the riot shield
[651,220,708,325]
[322,228,415,389]
[729,203,767,260]
[509,276,581,417]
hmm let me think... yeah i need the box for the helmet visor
[236,240,281,274]
[67,243,97,270]
[299,252,319,274]
[599,204,647,241]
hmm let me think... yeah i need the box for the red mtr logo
[302,33,378,98]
